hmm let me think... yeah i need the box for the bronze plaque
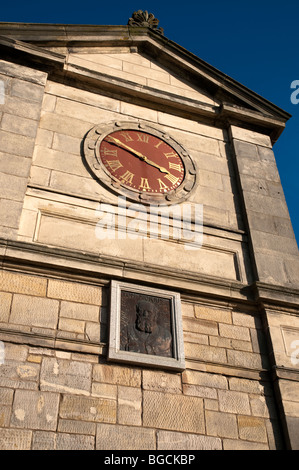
[120,290,173,358]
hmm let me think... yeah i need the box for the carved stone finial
[128,10,164,35]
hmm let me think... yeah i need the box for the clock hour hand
[105,136,170,174]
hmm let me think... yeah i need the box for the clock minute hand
[105,136,146,161]
[105,136,170,174]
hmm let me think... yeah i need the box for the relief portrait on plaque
[108,281,185,371]
[120,291,173,358]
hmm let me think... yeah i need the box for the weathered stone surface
[218,389,251,415]
[47,279,101,305]
[143,391,205,434]
[56,432,94,450]
[142,370,182,393]
[0,428,32,450]
[206,410,238,438]
[58,418,96,435]
[223,438,268,450]
[157,430,222,450]
[96,423,156,450]
[0,292,12,322]
[194,304,232,324]
[40,357,92,395]
[237,415,267,442]
[118,386,142,426]
[11,390,59,430]
[0,270,47,296]
[32,431,56,450]
[10,294,59,329]
[59,395,116,423]
[93,363,141,387]
[182,370,228,389]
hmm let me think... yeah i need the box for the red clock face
[99,130,185,194]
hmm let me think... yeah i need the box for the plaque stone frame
[108,280,185,371]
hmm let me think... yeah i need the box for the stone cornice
[1,238,298,309]
[0,23,290,143]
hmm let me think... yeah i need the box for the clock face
[99,129,185,194]
[84,121,196,205]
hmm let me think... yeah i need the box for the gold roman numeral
[154,140,163,149]
[164,152,178,159]
[165,173,180,185]
[102,147,118,157]
[106,159,123,171]
[119,170,135,185]
[158,179,169,191]
[139,177,151,191]
[137,133,149,143]
[120,132,134,142]
[168,162,183,172]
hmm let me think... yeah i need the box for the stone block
[0,60,47,86]
[56,433,94,450]
[39,111,92,138]
[0,428,32,450]
[0,172,28,201]
[0,151,32,177]
[1,113,39,138]
[93,363,141,387]
[223,439,268,450]
[0,199,23,229]
[143,391,205,434]
[10,294,59,329]
[218,389,251,415]
[194,304,232,324]
[0,387,14,405]
[157,430,221,450]
[11,390,59,430]
[233,139,259,160]
[33,145,90,177]
[96,423,156,450]
[60,301,99,322]
[237,415,267,442]
[231,126,271,147]
[0,129,35,157]
[47,279,101,305]
[58,419,96,435]
[0,292,12,322]
[142,370,182,394]
[91,383,117,400]
[219,323,250,341]
[29,166,51,186]
[184,342,227,364]
[183,384,217,399]
[182,370,228,389]
[40,357,92,395]
[52,132,81,155]
[59,395,116,423]
[285,416,299,449]
[11,79,44,103]
[118,386,142,426]
[183,317,218,336]
[206,410,238,438]
[58,317,85,334]
[32,431,56,450]
[227,349,267,370]
[0,271,47,297]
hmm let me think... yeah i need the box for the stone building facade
[0,13,298,450]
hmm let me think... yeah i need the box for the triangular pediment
[66,48,219,107]
[0,22,291,142]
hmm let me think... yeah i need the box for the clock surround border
[83,120,197,206]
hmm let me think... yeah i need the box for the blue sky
[1,0,298,245]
